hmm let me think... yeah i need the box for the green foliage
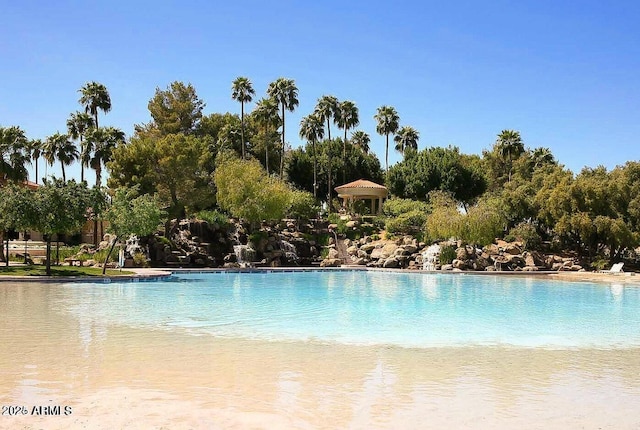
[387,146,486,205]
[148,81,204,135]
[214,155,292,225]
[286,189,318,220]
[132,252,149,267]
[104,187,165,240]
[286,139,384,204]
[439,245,456,265]
[107,132,216,217]
[193,209,230,227]
[382,198,429,217]
[461,201,505,246]
[385,210,428,235]
[508,222,542,250]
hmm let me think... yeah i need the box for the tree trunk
[343,128,347,184]
[241,102,245,159]
[328,141,332,214]
[35,158,39,184]
[55,235,60,265]
[45,236,52,276]
[280,105,285,177]
[312,140,317,198]
[4,237,8,267]
[385,134,389,173]
[102,236,119,275]
[61,162,66,182]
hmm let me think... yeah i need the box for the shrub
[132,252,149,267]
[383,198,429,217]
[385,210,428,235]
[286,190,318,220]
[439,245,456,265]
[508,222,542,249]
[194,209,230,227]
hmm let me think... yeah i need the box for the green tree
[148,81,205,135]
[374,105,400,173]
[314,95,339,206]
[66,111,95,182]
[350,130,370,154]
[299,114,325,198]
[78,81,111,129]
[0,126,30,181]
[267,78,299,176]
[394,126,420,156]
[101,186,166,274]
[44,132,77,182]
[214,155,292,228]
[231,76,255,159]
[86,127,125,187]
[495,129,524,183]
[386,146,486,206]
[251,97,280,174]
[0,183,33,265]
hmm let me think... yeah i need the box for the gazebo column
[377,197,383,214]
[370,198,375,214]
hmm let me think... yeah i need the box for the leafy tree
[0,183,33,265]
[44,132,77,182]
[299,114,324,198]
[286,189,319,220]
[78,81,111,129]
[394,126,420,156]
[267,78,299,176]
[231,76,255,159]
[29,180,101,275]
[66,111,95,182]
[148,81,205,135]
[214,154,292,228]
[387,146,486,206]
[0,126,30,181]
[101,186,166,274]
[85,127,125,186]
[107,133,215,218]
[495,129,524,183]
[251,97,281,174]
[350,130,370,154]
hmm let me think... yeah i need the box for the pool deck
[1,265,637,284]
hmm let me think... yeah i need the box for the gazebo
[334,179,388,215]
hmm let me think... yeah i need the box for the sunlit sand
[2,280,640,429]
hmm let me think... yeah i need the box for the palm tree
[44,132,77,182]
[299,114,325,198]
[66,111,95,182]
[496,129,524,182]
[531,147,555,170]
[374,106,400,173]
[394,126,420,156]
[28,139,43,184]
[0,126,29,181]
[267,78,299,177]
[252,97,280,175]
[86,127,125,186]
[78,81,111,129]
[335,100,359,182]
[314,95,339,206]
[231,77,256,159]
[350,130,370,154]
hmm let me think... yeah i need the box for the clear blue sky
[2,0,639,185]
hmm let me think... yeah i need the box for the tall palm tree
[531,147,555,170]
[252,97,280,175]
[299,114,325,198]
[28,139,43,184]
[267,78,299,177]
[335,100,359,182]
[44,132,77,182]
[78,81,111,129]
[394,126,420,156]
[0,126,29,181]
[231,77,255,160]
[496,129,524,182]
[66,111,95,182]
[374,106,400,173]
[350,130,370,154]
[314,96,339,206]
[86,127,125,186]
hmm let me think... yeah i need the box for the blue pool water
[59,271,640,349]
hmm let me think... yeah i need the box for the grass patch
[0,266,132,277]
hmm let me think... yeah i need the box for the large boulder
[328,248,339,259]
[360,243,376,253]
[347,245,359,255]
[383,257,400,268]
[320,258,342,267]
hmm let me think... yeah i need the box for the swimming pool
[59,271,640,349]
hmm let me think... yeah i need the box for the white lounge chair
[605,262,624,273]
